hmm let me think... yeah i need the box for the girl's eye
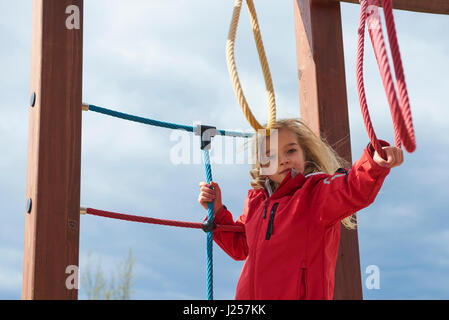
[287,149,296,154]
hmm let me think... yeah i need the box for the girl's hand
[198,181,223,215]
[373,146,404,169]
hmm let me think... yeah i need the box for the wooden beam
[293,0,363,299]
[22,0,83,300]
[337,0,449,15]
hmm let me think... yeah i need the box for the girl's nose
[279,154,289,165]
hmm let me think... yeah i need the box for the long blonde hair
[248,118,356,230]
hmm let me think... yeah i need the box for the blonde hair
[248,118,356,230]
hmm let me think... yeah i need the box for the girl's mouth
[280,168,291,175]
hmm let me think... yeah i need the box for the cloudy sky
[0,0,448,300]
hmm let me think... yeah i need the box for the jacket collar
[268,170,307,199]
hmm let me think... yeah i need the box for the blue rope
[88,104,194,132]
[87,104,254,138]
[203,150,214,300]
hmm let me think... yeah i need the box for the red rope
[357,0,416,160]
[85,208,245,233]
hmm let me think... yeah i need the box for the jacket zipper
[265,202,279,240]
[262,200,268,219]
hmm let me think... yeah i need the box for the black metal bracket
[195,124,217,150]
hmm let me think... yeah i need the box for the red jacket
[212,142,390,300]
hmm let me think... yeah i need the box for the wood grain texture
[294,0,363,299]
[337,0,449,15]
[22,0,83,300]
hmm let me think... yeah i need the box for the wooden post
[22,0,83,300]
[293,0,362,299]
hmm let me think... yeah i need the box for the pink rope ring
[356,0,416,160]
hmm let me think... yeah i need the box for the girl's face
[263,128,306,184]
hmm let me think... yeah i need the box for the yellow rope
[226,0,277,134]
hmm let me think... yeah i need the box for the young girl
[198,118,403,300]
